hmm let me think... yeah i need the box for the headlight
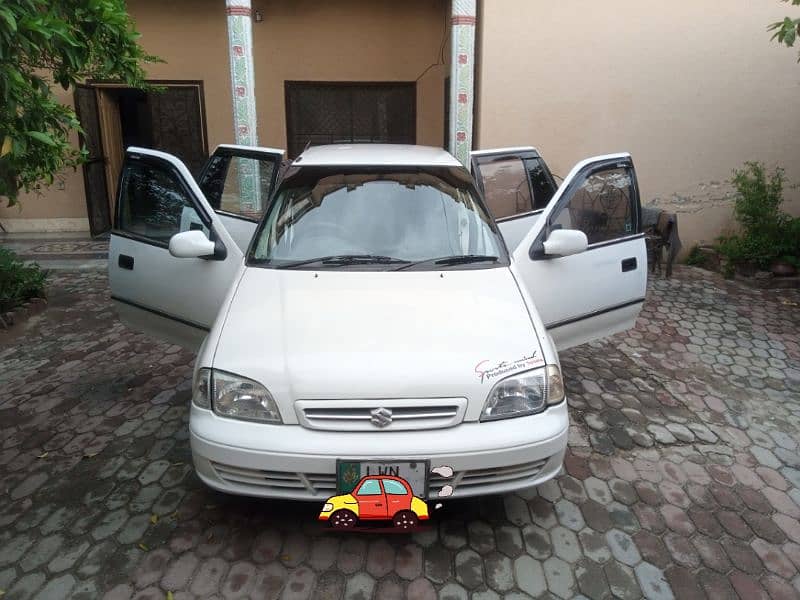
[193,369,282,423]
[322,503,333,512]
[193,368,211,409]
[480,365,565,422]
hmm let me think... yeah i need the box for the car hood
[212,266,545,423]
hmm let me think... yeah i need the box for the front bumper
[190,400,569,500]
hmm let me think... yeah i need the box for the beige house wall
[253,0,449,150]
[0,0,449,232]
[477,0,800,251]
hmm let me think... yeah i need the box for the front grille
[210,461,335,497]
[210,456,552,499]
[295,398,467,431]
[429,458,550,497]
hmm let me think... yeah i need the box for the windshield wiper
[275,254,410,269]
[394,254,500,271]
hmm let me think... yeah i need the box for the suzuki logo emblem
[370,407,393,428]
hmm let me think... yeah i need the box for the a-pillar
[449,0,477,167]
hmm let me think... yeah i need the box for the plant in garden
[0,0,158,205]
[717,161,800,275]
[0,247,47,312]
[769,0,800,61]
[684,245,707,268]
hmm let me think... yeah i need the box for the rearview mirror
[169,230,216,259]
[543,228,588,257]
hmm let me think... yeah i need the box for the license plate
[337,460,429,498]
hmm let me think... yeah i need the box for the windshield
[247,166,508,270]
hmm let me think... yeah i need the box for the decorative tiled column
[225,0,261,211]
[449,0,477,167]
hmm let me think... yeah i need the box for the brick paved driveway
[1,267,799,600]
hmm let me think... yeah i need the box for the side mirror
[169,230,216,259]
[543,228,588,257]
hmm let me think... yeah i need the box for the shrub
[0,247,47,313]
[684,245,707,267]
[717,162,798,272]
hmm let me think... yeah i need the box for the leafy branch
[768,0,800,61]
[0,0,160,206]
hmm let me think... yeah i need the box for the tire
[392,510,419,530]
[329,509,357,529]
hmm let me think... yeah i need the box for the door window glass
[476,157,533,219]
[551,167,636,245]
[202,155,278,220]
[356,479,382,495]
[383,480,409,495]
[118,161,207,243]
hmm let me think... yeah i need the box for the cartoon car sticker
[319,474,430,530]
[319,466,457,530]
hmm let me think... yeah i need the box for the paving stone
[554,499,585,532]
[7,572,46,600]
[575,559,610,600]
[250,561,286,599]
[636,562,673,600]
[494,524,523,558]
[33,574,75,600]
[578,529,611,564]
[337,538,366,575]
[605,530,640,567]
[407,578,436,600]
[603,561,640,600]
[551,526,581,564]
[454,549,483,590]
[521,525,551,560]
[729,571,770,600]
[161,552,199,591]
[692,535,732,573]
[698,568,737,599]
[544,556,575,599]
[343,571,373,600]
[513,555,546,597]
[751,538,797,579]
[395,544,423,581]
[311,571,344,600]
[424,544,452,584]
[467,521,495,555]
[281,566,315,600]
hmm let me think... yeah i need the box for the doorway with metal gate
[74,82,208,237]
[285,82,416,158]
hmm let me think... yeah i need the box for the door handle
[621,257,637,272]
[119,254,134,270]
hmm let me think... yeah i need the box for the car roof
[294,144,462,168]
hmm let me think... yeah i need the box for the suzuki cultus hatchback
[109,144,646,500]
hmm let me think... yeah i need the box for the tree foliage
[769,0,800,60]
[0,0,158,205]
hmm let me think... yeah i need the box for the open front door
[108,148,245,349]
[471,147,557,252]
[510,154,647,350]
[198,145,285,252]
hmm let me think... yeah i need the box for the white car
[109,143,646,501]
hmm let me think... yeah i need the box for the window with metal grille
[285,82,416,158]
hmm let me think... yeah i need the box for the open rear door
[198,144,285,252]
[109,148,246,349]
[470,147,557,252]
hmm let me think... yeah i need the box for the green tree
[0,0,158,205]
[769,0,800,60]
